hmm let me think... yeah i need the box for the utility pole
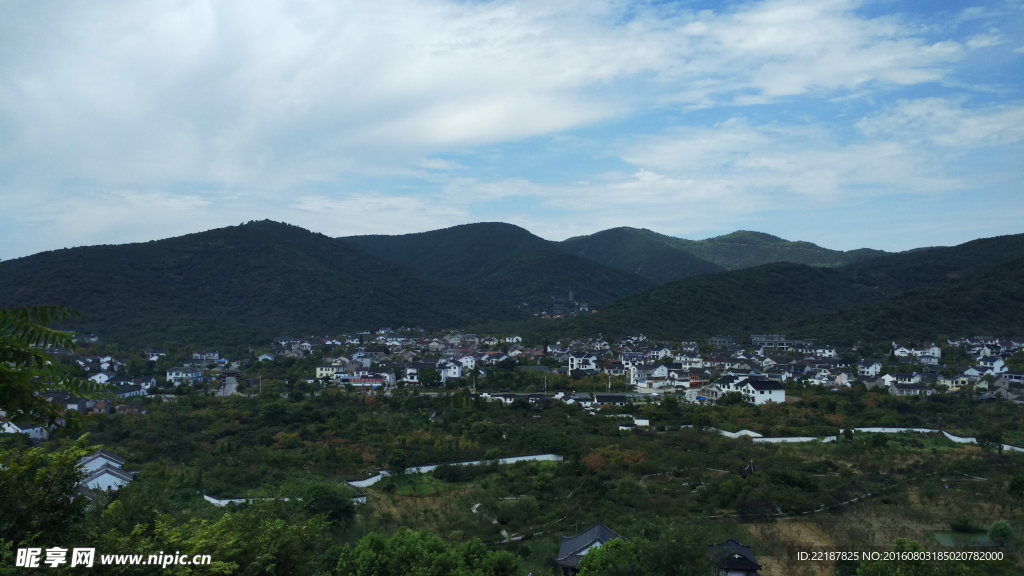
[608,374,611,393]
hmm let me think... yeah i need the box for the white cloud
[966,30,1005,50]
[0,0,1017,257]
[857,98,1024,147]
[0,0,967,191]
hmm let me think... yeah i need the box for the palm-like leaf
[0,306,110,426]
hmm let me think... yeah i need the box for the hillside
[668,230,888,270]
[530,232,1024,341]
[0,221,523,345]
[342,223,655,310]
[788,255,1024,343]
[526,262,873,340]
[558,227,726,283]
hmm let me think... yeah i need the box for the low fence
[684,425,1024,450]
[348,454,564,487]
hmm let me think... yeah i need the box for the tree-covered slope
[667,230,889,270]
[557,227,726,283]
[528,262,875,340]
[787,256,1024,343]
[530,232,1024,341]
[342,223,655,309]
[0,221,523,345]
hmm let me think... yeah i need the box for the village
[5,329,1022,441]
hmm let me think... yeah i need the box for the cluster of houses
[286,330,1024,408]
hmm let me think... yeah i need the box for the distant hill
[664,230,889,270]
[558,228,726,283]
[530,232,1024,342]
[0,221,523,345]
[342,223,655,310]
[786,257,1024,343]
[526,262,871,341]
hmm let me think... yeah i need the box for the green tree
[0,306,106,425]
[387,449,408,475]
[304,483,356,527]
[988,520,1015,546]
[717,391,745,406]
[976,430,1003,454]
[335,529,520,576]
[0,439,92,547]
[419,367,442,388]
[578,523,712,576]
[95,500,330,575]
[1008,475,1024,504]
[1006,351,1024,372]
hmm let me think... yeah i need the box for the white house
[316,366,346,379]
[978,357,1006,373]
[740,380,785,405]
[114,384,146,399]
[1,420,49,440]
[504,336,523,344]
[455,355,477,370]
[166,367,203,385]
[569,352,599,372]
[132,376,157,390]
[673,355,704,369]
[78,449,125,474]
[89,371,116,384]
[437,361,462,380]
[911,345,942,358]
[81,463,134,492]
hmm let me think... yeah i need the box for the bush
[303,483,355,526]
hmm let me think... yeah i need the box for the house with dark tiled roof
[555,522,624,575]
[708,539,761,575]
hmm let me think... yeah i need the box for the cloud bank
[1,0,1022,257]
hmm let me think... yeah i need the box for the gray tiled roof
[555,522,624,568]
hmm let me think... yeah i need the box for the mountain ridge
[342,222,657,310]
[0,220,524,345]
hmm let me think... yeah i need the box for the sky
[1,0,1023,260]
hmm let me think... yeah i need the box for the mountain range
[1,220,1021,345]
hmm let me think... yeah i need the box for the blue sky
[1,0,1022,260]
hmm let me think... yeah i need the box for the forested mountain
[529,232,1024,342]
[670,230,888,270]
[0,221,523,345]
[562,228,888,273]
[558,228,727,283]
[787,255,1024,343]
[342,223,655,309]
[3,220,1020,346]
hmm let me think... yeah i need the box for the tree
[335,529,520,576]
[717,391,744,406]
[0,439,92,547]
[988,520,1015,547]
[0,306,106,426]
[304,483,356,527]
[1006,351,1024,372]
[578,523,712,576]
[387,449,408,475]
[419,367,442,388]
[976,430,1003,454]
[1008,475,1024,505]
